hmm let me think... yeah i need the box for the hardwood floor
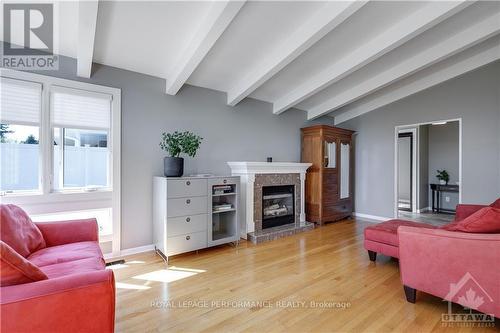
[398,211,455,226]
[112,219,498,332]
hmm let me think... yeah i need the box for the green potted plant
[436,169,450,185]
[160,131,203,177]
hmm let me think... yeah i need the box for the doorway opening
[394,119,462,226]
[397,131,414,212]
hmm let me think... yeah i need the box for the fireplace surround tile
[248,173,314,244]
[254,173,301,232]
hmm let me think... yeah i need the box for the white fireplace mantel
[227,162,312,175]
[227,162,312,238]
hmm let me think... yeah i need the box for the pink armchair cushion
[0,204,46,257]
[490,198,500,208]
[364,219,437,247]
[28,241,104,267]
[40,257,105,279]
[454,204,487,221]
[0,241,48,287]
[443,207,500,233]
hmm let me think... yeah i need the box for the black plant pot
[164,157,184,177]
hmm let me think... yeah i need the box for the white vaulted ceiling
[29,1,500,123]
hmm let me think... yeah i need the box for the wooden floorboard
[112,219,498,332]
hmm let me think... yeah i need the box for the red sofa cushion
[27,241,104,267]
[443,207,500,233]
[40,257,106,279]
[490,198,500,208]
[364,219,437,247]
[0,241,48,286]
[0,204,46,257]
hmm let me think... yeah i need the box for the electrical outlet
[445,196,450,203]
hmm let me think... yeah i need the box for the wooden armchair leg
[368,250,377,262]
[404,285,417,303]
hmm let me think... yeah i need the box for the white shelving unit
[153,175,239,262]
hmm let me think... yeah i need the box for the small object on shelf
[213,203,233,211]
[213,185,234,195]
[267,157,273,162]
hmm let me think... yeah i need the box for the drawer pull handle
[223,179,227,184]
[186,217,191,222]
[186,181,191,186]
[186,236,191,240]
[186,199,191,204]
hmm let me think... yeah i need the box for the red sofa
[0,205,115,332]
[399,225,500,318]
[364,204,487,260]
[364,203,500,318]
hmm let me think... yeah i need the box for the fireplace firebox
[262,185,295,229]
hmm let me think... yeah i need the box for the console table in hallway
[430,183,459,214]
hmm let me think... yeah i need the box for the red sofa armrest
[1,270,115,332]
[35,218,99,246]
[398,226,500,317]
[454,204,487,221]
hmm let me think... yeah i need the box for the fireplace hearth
[262,185,295,229]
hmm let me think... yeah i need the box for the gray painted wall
[418,125,429,210]
[11,53,331,249]
[343,61,500,218]
[428,121,460,210]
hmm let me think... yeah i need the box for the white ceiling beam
[226,1,367,107]
[334,38,500,125]
[273,1,473,115]
[307,12,500,120]
[166,1,246,95]
[77,0,99,78]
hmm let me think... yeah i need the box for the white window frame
[0,69,121,255]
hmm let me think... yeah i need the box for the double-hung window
[0,78,42,194]
[51,87,112,191]
[0,70,121,255]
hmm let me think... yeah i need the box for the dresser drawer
[323,201,352,219]
[166,231,207,256]
[167,196,207,217]
[167,214,207,237]
[167,179,207,199]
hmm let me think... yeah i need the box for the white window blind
[0,77,41,125]
[50,86,112,130]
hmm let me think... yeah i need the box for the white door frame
[393,118,462,218]
[396,127,417,213]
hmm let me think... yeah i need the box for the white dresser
[153,176,239,262]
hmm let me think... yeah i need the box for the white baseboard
[417,207,431,213]
[353,212,392,222]
[104,244,155,260]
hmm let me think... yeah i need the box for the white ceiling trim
[225,1,367,107]
[77,0,99,78]
[165,0,246,95]
[272,1,473,115]
[334,38,500,125]
[307,12,500,120]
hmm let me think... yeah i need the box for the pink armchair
[399,226,500,318]
[1,205,115,333]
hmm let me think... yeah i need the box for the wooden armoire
[301,125,354,225]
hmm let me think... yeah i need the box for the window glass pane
[0,124,40,192]
[53,128,110,189]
